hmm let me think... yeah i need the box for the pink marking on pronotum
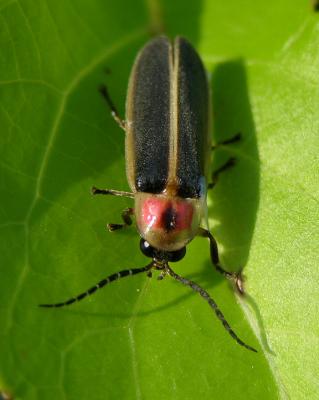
[141,197,194,232]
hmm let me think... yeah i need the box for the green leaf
[0,1,317,399]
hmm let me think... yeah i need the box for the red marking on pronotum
[141,197,194,232]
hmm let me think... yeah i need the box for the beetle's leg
[208,158,236,189]
[92,186,134,198]
[166,264,257,352]
[39,263,154,308]
[91,187,135,231]
[209,132,241,188]
[197,228,244,294]
[108,207,134,232]
[211,132,241,150]
[99,84,126,131]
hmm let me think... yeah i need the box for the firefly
[40,36,257,353]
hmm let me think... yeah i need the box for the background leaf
[0,1,318,399]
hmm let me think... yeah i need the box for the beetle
[40,36,257,353]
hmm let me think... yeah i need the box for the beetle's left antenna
[39,263,153,308]
[166,265,257,353]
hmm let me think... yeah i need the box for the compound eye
[140,239,155,258]
[166,247,186,262]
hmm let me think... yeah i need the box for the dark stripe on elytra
[175,37,209,198]
[131,37,171,193]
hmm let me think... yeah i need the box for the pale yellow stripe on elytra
[166,38,179,194]
[125,45,143,193]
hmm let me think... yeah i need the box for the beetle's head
[134,192,203,253]
[139,237,186,262]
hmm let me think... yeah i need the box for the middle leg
[208,158,236,189]
[209,132,241,189]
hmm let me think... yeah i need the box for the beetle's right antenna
[39,263,153,308]
[166,265,257,353]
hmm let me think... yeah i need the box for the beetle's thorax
[135,192,204,252]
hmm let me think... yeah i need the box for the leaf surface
[0,1,318,399]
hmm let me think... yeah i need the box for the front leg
[91,186,135,231]
[197,227,244,294]
[107,207,134,232]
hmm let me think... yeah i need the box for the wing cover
[175,37,210,198]
[126,37,171,193]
